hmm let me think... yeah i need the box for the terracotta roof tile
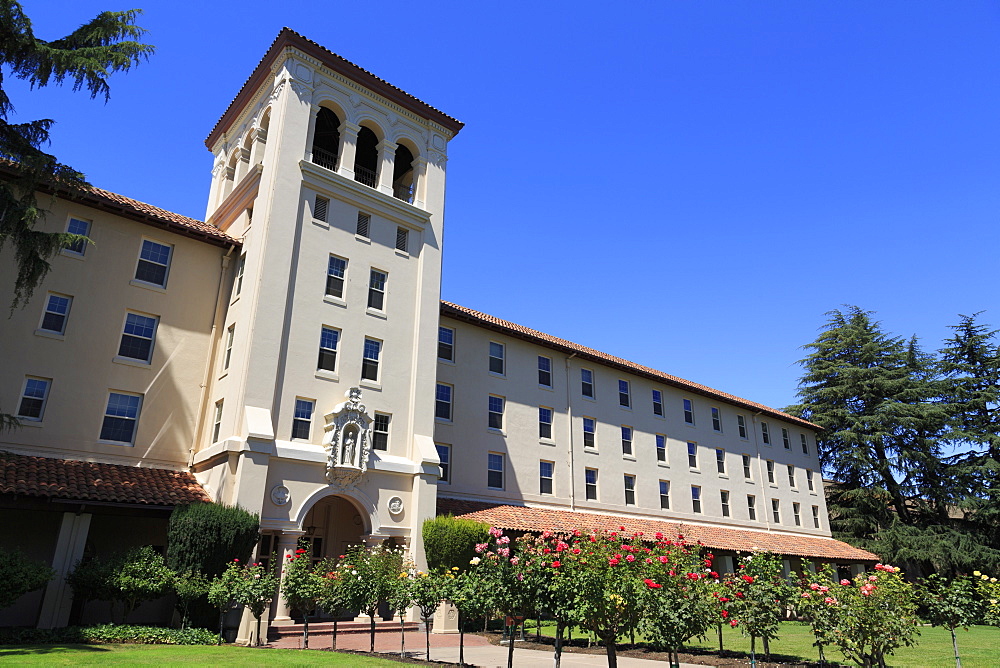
[437,498,878,561]
[441,301,817,430]
[0,451,211,507]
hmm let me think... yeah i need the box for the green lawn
[0,644,406,666]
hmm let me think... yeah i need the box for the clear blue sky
[13,1,1000,412]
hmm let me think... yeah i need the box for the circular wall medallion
[387,496,404,516]
[270,485,290,506]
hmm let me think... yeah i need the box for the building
[0,29,875,632]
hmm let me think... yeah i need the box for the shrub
[115,546,174,622]
[0,624,216,645]
[0,547,54,610]
[423,515,489,572]
[166,503,259,579]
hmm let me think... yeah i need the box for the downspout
[750,412,772,531]
[565,353,578,511]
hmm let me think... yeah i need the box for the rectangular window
[318,326,339,371]
[585,468,598,500]
[538,356,552,387]
[618,380,631,408]
[367,269,387,310]
[812,505,821,528]
[17,377,51,420]
[721,490,731,517]
[362,338,381,381]
[716,448,726,474]
[356,211,371,238]
[761,421,771,445]
[438,326,455,361]
[652,389,663,416]
[659,480,670,509]
[656,434,667,463]
[788,465,796,488]
[118,312,158,363]
[292,399,314,440]
[583,417,596,448]
[581,368,594,398]
[624,474,636,506]
[793,502,802,526]
[737,414,748,439]
[687,442,698,469]
[40,293,72,334]
[234,253,246,296]
[436,444,451,483]
[135,239,172,287]
[743,454,752,480]
[801,433,809,455]
[373,413,390,451]
[100,392,142,444]
[487,452,504,489]
[539,407,553,439]
[683,398,694,425]
[326,255,347,299]
[539,460,554,495]
[807,469,815,492]
[65,217,91,255]
[489,342,505,375]
[224,325,235,370]
[691,485,702,513]
[747,495,757,521]
[314,195,329,222]
[711,407,722,432]
[488,395,504,430]
[621,426,633,456]
[772,499,781,523]
[782,427,791,449]
[435,384,453,420]
[766,460,775,484]
[212,400,224,443]
[395,226,408,252]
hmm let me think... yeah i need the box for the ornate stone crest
[322,387,373,489]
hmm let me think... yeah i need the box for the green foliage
[280,544,326,616]
[422,515,490,572]
[336,544,405,618]
[722,552,796,656]
[0,624,215,645]
[0,547,54,610]
[637,542,717,655]
[66,552,120,608]
[166,503,259,579]
[114,546,174,621]
[173,571,209,630]
[921,573,983,631]
[208,558,278,646]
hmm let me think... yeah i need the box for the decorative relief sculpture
[323,387,373,489]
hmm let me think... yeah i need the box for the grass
[529,620,1000,667]
[0,644,408,666]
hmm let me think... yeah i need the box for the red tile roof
[440,301,818,430]
[438,498,878,562]
[0,451,211,507]
[207,28,464,149]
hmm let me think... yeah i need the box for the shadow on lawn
[0,644,111,657]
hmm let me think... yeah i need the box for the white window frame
[438,326,455,362]
[585,468,598,500]
[737,414,748,439]
[326,255,348,299]
[223,324,235,371]
[63,217,91,256]
[659,480,670,509]
[581,368,595,398]
[782,427,791,449]
[436,443,451,483]
[538,355,552,387]
[772,498,781,524]
[488,341,505,375]
[488,395,504,430]
[291,398,315,440]
[624,474,636,506]
[761,421,771,445]
[801,433,810,455]
[683,398,695,425]
[721,490,731,517]
[711,407,722,432]
[367,268,387,311]
[747,494,757,521]
[691,485,702,513]
[621,425,633,456]
[212,400,224,443]
[687,441,698,469]
[373,412,390,451]
[487,452,505,489]
[100,391,143,445]
[788,464,797,488]
[234,253,246,297]
[716,447,726,474]
[17,376,51,421]
[39,293,72,335]
[117,311,159,364]
[361,337,382,381]
[133,238,173,288]
[583,417,596,448]
[807,469,815,492]
[655,433,667,463]
[435,383,453,421]
[539,460,554,495]
[318,326,339,372]
[742,454,753,480]
[812,505,821,528]
[652,389,664,416]
[618,379,631,408]
[767,460,775,484]
[539,406,553,440]
[793,502,802,526]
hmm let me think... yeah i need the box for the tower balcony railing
[311,146,338,171]
[354,165,377,188]
[393,184,414,204]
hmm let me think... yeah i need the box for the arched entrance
[300,495,365,566]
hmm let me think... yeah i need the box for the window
[65,217,91,255]
[234,254,246,296]
[807,469,815,492]
[17,377,50,420]
[488,395,504,430]
[801,433,809,455]
[787,465,796,488]
[362,338,381,381]
[711,407,722,432]
[656,434,667,463]
[793,502,802,526]
[539,460,554,495]
[742,454,752,480]
[721,490,731,517]
[318,327,339,371]
[539,407,553,439]
[747,495,757,521]
[436,444,451,483]
[489,342,505,375]
[212,400,224,442]
[538,356,552,387]
[373,413,390,450]
[761,421,771,445]
[40,293,71,334]
[583,417,596,448]
[737,414,748,439]
[367,269,387,310]
[326,255,347,298]
[652,389,663,416]
[618,380,631,408]
[585,468,598,500]
[691,485,702,513]
[487,452,504,489]
[766,460,775,484]
[772,499,781,523]
[621,426,633,455]
[224,325,235,370]
[118,312,158,363]
[624,474,636,506]
[716,448,726,474]
[438,327,455,361]
[292,399,314,440]
[356,211,371,238]
[683,398,694,425]
[659,480,670,509]
[395,226,408,252]
[782,427,791,449]
[436,383,454,420]
[135,239,172,287]
[314,195,329,222]
[812,505,821,529]
[581,368,594,398]
[687,442,698,469]
[100,392,142,444]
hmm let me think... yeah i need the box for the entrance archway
[300,495,365,566]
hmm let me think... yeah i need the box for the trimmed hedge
[422,514,490,572]
[0,624,216,645]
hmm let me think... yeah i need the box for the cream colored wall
[435,317,831,538]
[0,197,227,468]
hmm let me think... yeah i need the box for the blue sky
[13,1,1000,411]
